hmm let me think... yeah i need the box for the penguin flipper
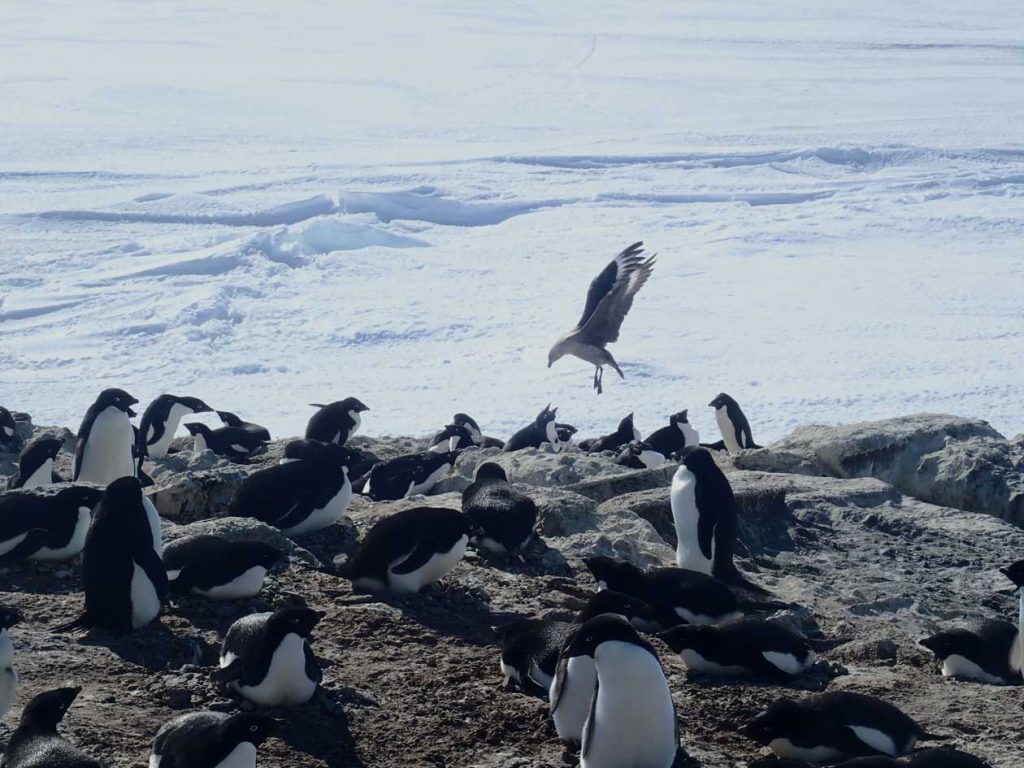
[72,438,85,480]
[51,613,90,633]
[700,440,727,451]
[304,642,323,684]
[580,675,599,761]
[390,543,437,575]
[211,657,244,683]
[135,545,170,602]
[549,653,570,713]
[0,529,47,565]
[273,493,318,531]
[697,515,716,563]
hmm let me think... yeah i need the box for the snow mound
[250,215,428,266]
[340,186,558,226]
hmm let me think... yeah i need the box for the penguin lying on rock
[184,422,267,463]
[164,535,288,599]
[462,462,537,555]
[150,710,278,768]
[579,412,640,453]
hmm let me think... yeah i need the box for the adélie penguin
[230,443,360,536]
[709,392,760,452]
[345,507,470,593]
[614,440,666,470]
[54,477,167,634]
[462,462,538,555]
[0,406,17,446]
[139,394,213,459]
[3,686,103,768]
[216,410,271,442]
[359,450,458,501]
[149,710,278,768]
[745,748,994,768]
[213,606,324,706]
[739,691,936,761]
[7,435,63,489]
[553,423,578,453]
[671,446,768,592]
[428,423,476,452]
[645,409,699,457]
[580,412,641,453]
[0,485,104,564]
[163,535,288,599]
[0,605,19,720]
[305,397,369,445]
[659,616,816,678]
[503,405,559,452]
[574,615,678,768]
[73,388,138,485]
[184,422,267,463]
[919,618,1021,685]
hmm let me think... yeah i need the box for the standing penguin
[709,393,759,452]
[184,422,267,463]
[305,397,369,445]
[428,423,476,453]
[645,409,699,457]
[739,691,933,761]
[139,394,213,459]
[504,405,559,451]
[574,615,678,768]
[73,388,139,485]
[346,507,470,593]
[614,440,666,470]
[149,710,277,768]
[3,686,102,768]
[164,536,288,599]
[230,443,360,535]
[7,435,63,489]
[216,411,271,442]
[671,446,764,592]
[55,477,167,634]
[360,450,458,501]
[660,617,816,678]
[462,462,538,555]
[213,606,324,707]
[0,406,17,446]
[581,412,641,453]
[0,605,19,720]
[0,485,104,564]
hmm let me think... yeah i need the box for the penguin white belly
[1010,627,1023,676]
[679,423,699,448]
[545,421,557,445]
[428,441,447,454]
[79,407,136,484]
[2,425,12,438]
[405,463,450,498]
[500,658,520,684]
[143,495,163,556]
[387,534,468,593]
[670,467,713,575]
[528,659,552,690]
[22,458,54,488]
[31,508,91,561]
[193,433,208,453]
[284,475,352,536]
[197,566,268,599]
[348,409,362,437]
[148,755,161,768]
[763,649,815,676]
[0,532,28,558]
[475,535,509,555]
[847,726,902,757]
[677,648,746,676]
[639,450,665,469]
[234,633,317,706]
[212,741,258,768]
[673,606,739,626]
[551,655,596,744]
[148,403,190,459]
[941,654,1005,684]
[715,408,741,453]
[0,630,16,718]
[769,739,843,762]
[582,641,677,768]
[130,562,162,629]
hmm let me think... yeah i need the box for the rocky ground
[1,413,1023,767]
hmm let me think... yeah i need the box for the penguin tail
[700,440,727,451]
[919,731,950,743]
[718,565,773,596]
[51,614,89,634]
[804,635,853,652]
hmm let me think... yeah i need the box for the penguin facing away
[360,450,458,501]
[73,387,138,485]
[503,405,558,452]
[149,710,278,768]
[0,485,104,564]
[709,392,759,452]
[3,686,103,768]
[7,435,63,489]
[739,691,932,761]
[428,423,476,453]
[163,535,288,599]
[645,409,699,457]
[305,397,369,445]
[184,422,267,463]
[0,605,19,720]
[614,440,666,470]
[55,477,167,634]
[213,606,324,707]
[346,507,470,593]
[230,443,360,536]
[462,462,538,555]
[216,410,271,442]
[660,617,816,677]
[452,412,483,444]
[139,394,213,459]
[582,412,641,453]
[919,618,1022,685]
[552,423,578,453]
[575,615,678,768]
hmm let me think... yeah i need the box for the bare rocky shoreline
[1,413,1023,767]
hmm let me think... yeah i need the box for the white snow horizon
[1,1,1022,445]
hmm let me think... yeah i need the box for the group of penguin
[0,389,1018,768]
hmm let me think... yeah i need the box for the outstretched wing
[576,242,655,346]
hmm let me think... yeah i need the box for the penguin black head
[183,422,212,438]
[1000,560,1024,589]
[249,543,290,571]
[287,439,362,469]
[669,409,688,425]
[311,397,368,413]
[582,556,646,594]
[453,413,481,433]
[737,698,805,745]
[0,605,21,631]
[22,435,62,461]
[657,623,718,654]
[103,475,143,506]
[578,590,657,629]
[0,406,18,442]
[555,423,577,441]
[220,712,279,747]
[20,686,82,730]
[918,632,958,659]
[708,393,736,409]
[58,485,105,511]
[173,395,213,413]
[216,411,242,427]
[564,614,646,658]
[268,606,325,639]
[678,445,716,472]
[536,404,557,427]
[96,388,139,417]
[618,412,635,431]
[474,462,508,483]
